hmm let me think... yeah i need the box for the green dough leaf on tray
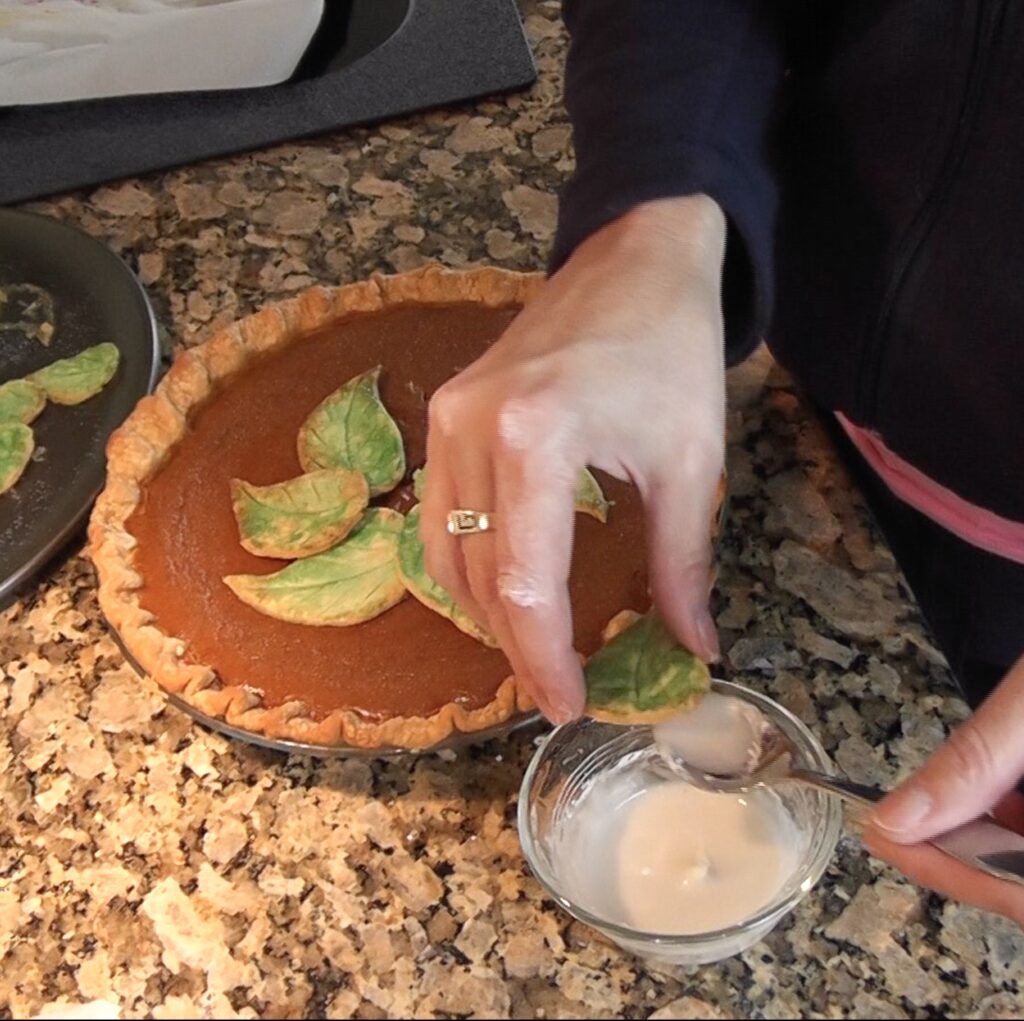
[231,468,369,559]
[224,508,407,626]
[0,380,45,424]
[585,612,710,724]
[28,342,120,405]
[398,506,498,648]
[412,466,427,501]
[575,467,610,523]
[0,422,34,494]
[297,366,405,497]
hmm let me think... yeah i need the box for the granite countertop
[2,2,1023,1019]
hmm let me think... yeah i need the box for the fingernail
[549,698,582,726]
[696,611,720,664]
[871,789,932,840]
[543,705,571,726]
[538,686,583,725]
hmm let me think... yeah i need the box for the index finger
[492,410,583,723]
[863,828,1024,926]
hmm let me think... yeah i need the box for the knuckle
[496,567,551,611]
[496,393,575,460]
[428,382,467,434]
[495,396,543,453]
[675,433,724,481]
[944,721,998,790]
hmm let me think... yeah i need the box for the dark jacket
[552,0,1023,524]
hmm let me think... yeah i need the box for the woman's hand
[420,195,727,722]
[866,654,1024,925]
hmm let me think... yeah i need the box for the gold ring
[446,509,495,536]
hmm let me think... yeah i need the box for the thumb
[643,451,723,664]
[871,655,1024,844]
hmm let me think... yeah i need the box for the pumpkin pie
[89,266,675,749]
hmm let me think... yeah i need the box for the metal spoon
[654,703,1024,886]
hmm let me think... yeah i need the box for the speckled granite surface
[2,3,1023,1019]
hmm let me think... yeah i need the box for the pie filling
[127,303,649,721]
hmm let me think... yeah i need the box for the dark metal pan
[0,209,159,607]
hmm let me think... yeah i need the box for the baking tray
[107,618,544,758]
[0,209,160,608]
[0,0,537,204]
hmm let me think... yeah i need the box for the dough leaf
[297,366,405,497]
[575,467,610,523]
[0,380,45,424]
[412,466,427,501]
[231,468,369,559]
[0,422,34,494]
[585,613,710,724]
[397,506,498,647]
[28,342,120,405]
[224,508,407,626]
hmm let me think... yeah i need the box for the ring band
[447,509,494,536]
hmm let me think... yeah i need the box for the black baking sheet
[0,210,159,607]
[0,0,536,205]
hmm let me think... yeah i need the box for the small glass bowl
[518,680,842,967]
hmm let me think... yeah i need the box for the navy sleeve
[551,0,787,362]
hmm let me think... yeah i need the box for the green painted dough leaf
[0,422,34,494]
[231,468,370,559]
[297,366,405,497]
[398,506,498,648]
[412,467,427,501]
[575,468,610,523]
[0,380,45,424]
[28,342,120,405]
[224,508,407,626]
[585,613,710,723]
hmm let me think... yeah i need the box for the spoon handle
[791,769,1024,886]
[790,768,883,808]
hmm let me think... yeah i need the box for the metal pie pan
[107,620,542,759]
